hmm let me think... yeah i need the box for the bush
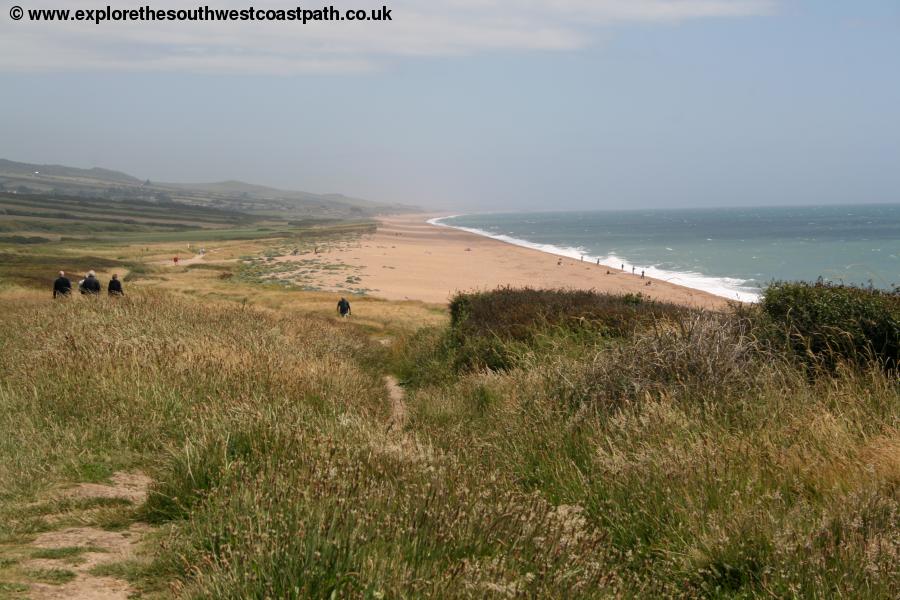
[545,312,778,411]
[761,282,900,369]
[438,288,690,373]
[449,287,686,342]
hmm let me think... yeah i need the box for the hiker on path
[337,297,351,318]
[53,271,72,298]
[108,274,124,296]
[80,271,101,295]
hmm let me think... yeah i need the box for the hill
[0,158,141,185]
[0,158,415,218]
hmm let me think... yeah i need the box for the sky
[1,0,899,210]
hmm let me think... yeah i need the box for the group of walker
[52,270,124,298]
[566,258,652,285]
[53,270,356,319]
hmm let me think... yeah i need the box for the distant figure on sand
[108,274,124,296]
[173,256,179,265]
[53,271,71,298]
[596,258,600,265]
[337,297,351,318]
[631,266,635,274]
[641,270,645,279]
[79,271,101,295]
[621,264,624,271]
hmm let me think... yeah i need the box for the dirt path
[384,375,407,430]
[23,472,153,600]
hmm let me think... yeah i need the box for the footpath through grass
[0,284,897,598]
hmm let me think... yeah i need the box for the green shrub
[436,288,690,374]
[449,287,686,343]
[761,282,900,369]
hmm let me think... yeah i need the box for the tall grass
[396,288,900,597]
[1,285,897,598]
[0,289,382,509]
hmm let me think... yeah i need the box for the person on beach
[53,271,72,298]
[596,258,600,266]
[621,264,624,271]
[108,274,124,296]
[337,297,351,318]
[79,271,101,295]
[641,270,645,279]
[631,266,635,274]
[173,256,179,265]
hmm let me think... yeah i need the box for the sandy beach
[299,214,732,309]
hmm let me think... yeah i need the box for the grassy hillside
[0,280,896,598]
[0,159,141,185]
[0,159,414,218]
[0,189,381,297]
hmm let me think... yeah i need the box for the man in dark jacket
[108,273,124,296]
[53,271,72,298]
[337,297,351,318]
[80,270,101,295]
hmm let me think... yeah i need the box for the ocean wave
[428,216,761,303]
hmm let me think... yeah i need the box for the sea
[430,204,900,303]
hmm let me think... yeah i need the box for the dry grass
[1,276,897,598]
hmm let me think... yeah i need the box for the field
[0,194,897,598]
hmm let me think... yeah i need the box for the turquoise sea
[433,205,900,302]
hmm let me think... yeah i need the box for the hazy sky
[1,0,898,210]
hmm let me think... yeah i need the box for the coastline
[429,215,761,303]
[307,213,732,309]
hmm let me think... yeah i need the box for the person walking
[53,271,72,298]
[80,270,101,295]
[337,297,351,318]
[108,273,124,296]
[641,270,645,279]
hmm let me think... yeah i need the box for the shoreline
[427,215,760,303]
[303,213,732,310]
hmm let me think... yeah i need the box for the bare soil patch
[23,472,153,600]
